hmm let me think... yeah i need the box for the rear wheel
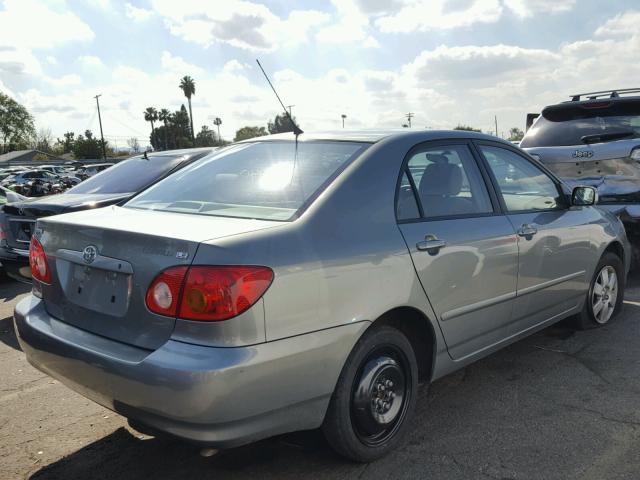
[322,325,418,462]
[573,252,624,329]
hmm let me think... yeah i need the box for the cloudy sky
[1,0,639,147]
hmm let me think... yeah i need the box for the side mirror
[572,186,598,206]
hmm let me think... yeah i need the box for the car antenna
[255,59,303,136]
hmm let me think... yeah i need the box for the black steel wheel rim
[350,344,412,447]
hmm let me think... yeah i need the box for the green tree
[234,125,268,142]
[143,107,158,146]
[158,108,171,150]
[179,76,196,141]
[56,131,75,154]
[267,113,297,134]
[195,125,217,147]
[454,124,482,132]
[150,105,193,151]
[73,130,108,159]
[0,92,36,153]
[508,127,525,142]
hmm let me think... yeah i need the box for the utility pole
[494,115,498,137]
[94,94,107,160]
[286,105,294,117]
[341,114,347,128]
[405,112,414,128]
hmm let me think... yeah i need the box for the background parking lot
[1,275,639,480]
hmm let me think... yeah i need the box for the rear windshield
[125,141,368,221]
[521,100,640,148]
[68,156,185,194]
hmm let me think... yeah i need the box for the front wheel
[573,252,624,329]
[322,325,419,462]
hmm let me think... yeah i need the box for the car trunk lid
[36,206,282,350]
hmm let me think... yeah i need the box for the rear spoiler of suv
[526,113,540,132]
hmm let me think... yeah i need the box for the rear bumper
[14,295,367,448]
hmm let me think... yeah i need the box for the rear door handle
[517,224,538,237]
[416,235,447,253]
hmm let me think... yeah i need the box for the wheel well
[374,307,435,383]
[604,241,624,263]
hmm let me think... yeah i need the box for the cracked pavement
[1,273,640,479]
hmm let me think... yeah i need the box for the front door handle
[517,224,538,237]
[416,234,447,254]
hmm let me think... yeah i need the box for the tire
[322,325,419,462]
[573,252,624,329]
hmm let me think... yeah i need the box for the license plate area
[64,263,132,316]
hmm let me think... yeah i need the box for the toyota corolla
[14,130,629,462]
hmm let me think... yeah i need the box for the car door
[476,142,592,330]
[397,141,519,360]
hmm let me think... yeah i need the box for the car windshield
[126,141,368,221]
[68,155,186,194]
[521,100,640,148]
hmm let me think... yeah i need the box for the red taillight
[145,266,188,317]
[145,266,274,321]
[29,237,51,283]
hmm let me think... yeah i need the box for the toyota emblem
[82,245,98,264]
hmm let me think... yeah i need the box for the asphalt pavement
[1,273,639,479]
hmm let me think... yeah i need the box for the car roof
[237,129,509,145]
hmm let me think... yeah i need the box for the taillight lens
[29,237,51,284]
[145,266,188,317]
[145,266,274,321]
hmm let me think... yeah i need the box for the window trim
[471,140,569,214]
[394,139,502,224]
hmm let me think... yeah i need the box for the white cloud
[375,0,503,33]
[45,74,82,87]
[222,59,251,73]
[46,55,57,65]
[317,0,378,47]
[0,0,94,50]
[595,10,640,37]
[151,0,329,51]
[125,2,153,22]
[160,51,203,75]
[505,0,576,17]
[405,44,559,83]
[78,55,105,68]
[0,47,42,76]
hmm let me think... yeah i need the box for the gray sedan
[14,130,630,462]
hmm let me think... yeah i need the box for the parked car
[38,165,72,176]
[14,130,629,462]
[521,88,640,263]
[1,169,59,186]
[76,163,114,180]
[0,148,215,282]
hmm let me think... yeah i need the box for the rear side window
[69,156,185,194]
[126,141,368,221]
[402,144,493,219]
[521,100,640,147]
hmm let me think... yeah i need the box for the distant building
[0,150,66,165]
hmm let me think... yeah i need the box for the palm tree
[179,76,196,141]
[143,107,158,148]
[158,108,170,150]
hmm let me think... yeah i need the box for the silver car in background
[14,130,629,462]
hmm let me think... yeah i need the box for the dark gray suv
[521,88,640,262]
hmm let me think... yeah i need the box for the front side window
[126,141,368,221]
[479,145,562,212]
[405,144,493,219]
